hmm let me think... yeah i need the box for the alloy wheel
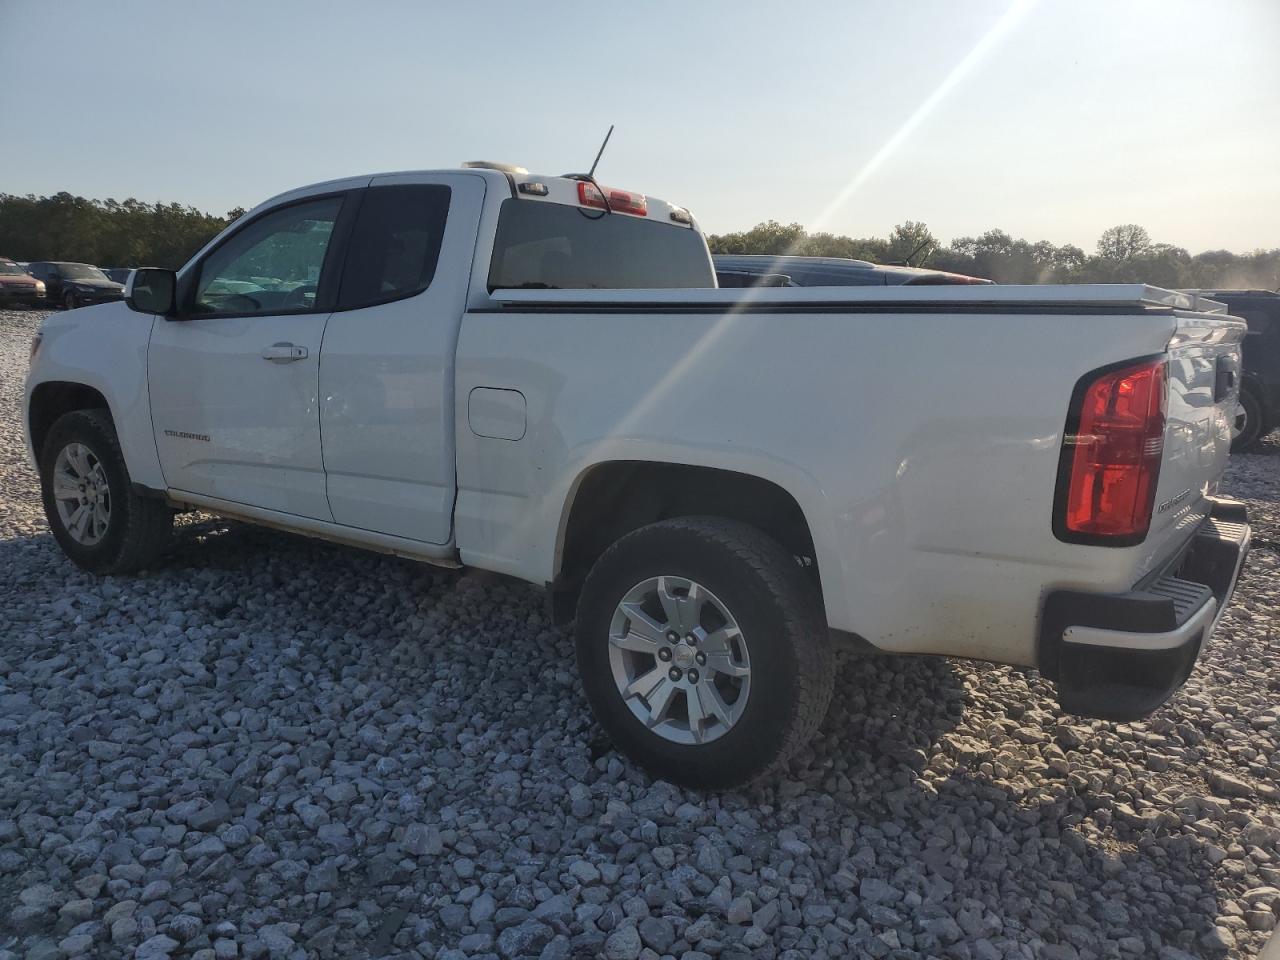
[607,575,751,745]
[52,442,111,545]
[1232,401,1248,441]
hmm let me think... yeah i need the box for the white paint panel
[149,312,332,519]
[468,387,526,441]
[23,301,166,489]
[454,305,1208,667]
[318,173,485,544]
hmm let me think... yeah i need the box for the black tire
[1231,386,1266,453]
[39,410,173,574]
[576,517,835,789]
[63,291,77,311]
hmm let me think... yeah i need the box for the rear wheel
[39,410,173,574]
[1231,387,1266,452]
[576,517,834,788]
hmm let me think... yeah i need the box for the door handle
[261,342,308,363]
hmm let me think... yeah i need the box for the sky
[2,0,1277,253]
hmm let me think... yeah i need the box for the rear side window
[487,199,714,290]
[337,185,451,310]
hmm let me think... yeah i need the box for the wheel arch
[550,459,837,626]
[26,372,166,492]
[28,381,113,461]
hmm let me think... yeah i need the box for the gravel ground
[1,307,1278,960]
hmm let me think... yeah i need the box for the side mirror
[125,268,177,315]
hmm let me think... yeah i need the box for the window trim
[329,183,453,313]
[180,191,356,321]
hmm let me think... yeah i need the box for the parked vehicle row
[24,163,1251,787]
[0,259,131,309]
[24,262,125,310]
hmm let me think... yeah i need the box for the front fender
[24,302,163,488]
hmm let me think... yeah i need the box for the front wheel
[576,517,834,788]
[39,410,173,574]
[63,291,78,310]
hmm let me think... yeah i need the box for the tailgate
[1143,306,1248,561]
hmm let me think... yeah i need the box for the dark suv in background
[1202,290,1280,451]
[25,261,125,310]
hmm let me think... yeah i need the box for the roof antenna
[564,126,615,217]
[587,124,614,179]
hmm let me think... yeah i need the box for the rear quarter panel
[455,305,1182,667]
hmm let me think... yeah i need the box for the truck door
[318,173,485,544]
[148,192,354,519]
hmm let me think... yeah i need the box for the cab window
[487,199,714,290]
[337,185,451,310]
[191,197,343,316]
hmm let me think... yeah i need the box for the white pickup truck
[24,163,1251,787]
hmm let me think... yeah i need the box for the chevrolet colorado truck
[24,163,1251,787]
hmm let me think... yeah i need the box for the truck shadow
[0,520,1236,958]
[761,651,1230,956]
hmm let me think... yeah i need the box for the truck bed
[458,283,1245,669]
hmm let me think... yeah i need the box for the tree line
[0,192,245,270]
[1,190,1276,290]
[708,220,1280,290]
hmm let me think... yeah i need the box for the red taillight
[577,181,648,216]
[1056,357,1167,543]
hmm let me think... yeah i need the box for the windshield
[487,199,714,290]
[56,263,109,281]
[0,262,26,276]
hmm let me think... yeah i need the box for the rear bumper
[1040,498,1250,721]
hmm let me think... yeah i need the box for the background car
[102,267,133,285]
[25,261,125,309]
[713,254,992,287]
[1197,289,1280,451]
[714,269,794,288]
[0,257,46,306]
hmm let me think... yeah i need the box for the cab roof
[260,165,700,232]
